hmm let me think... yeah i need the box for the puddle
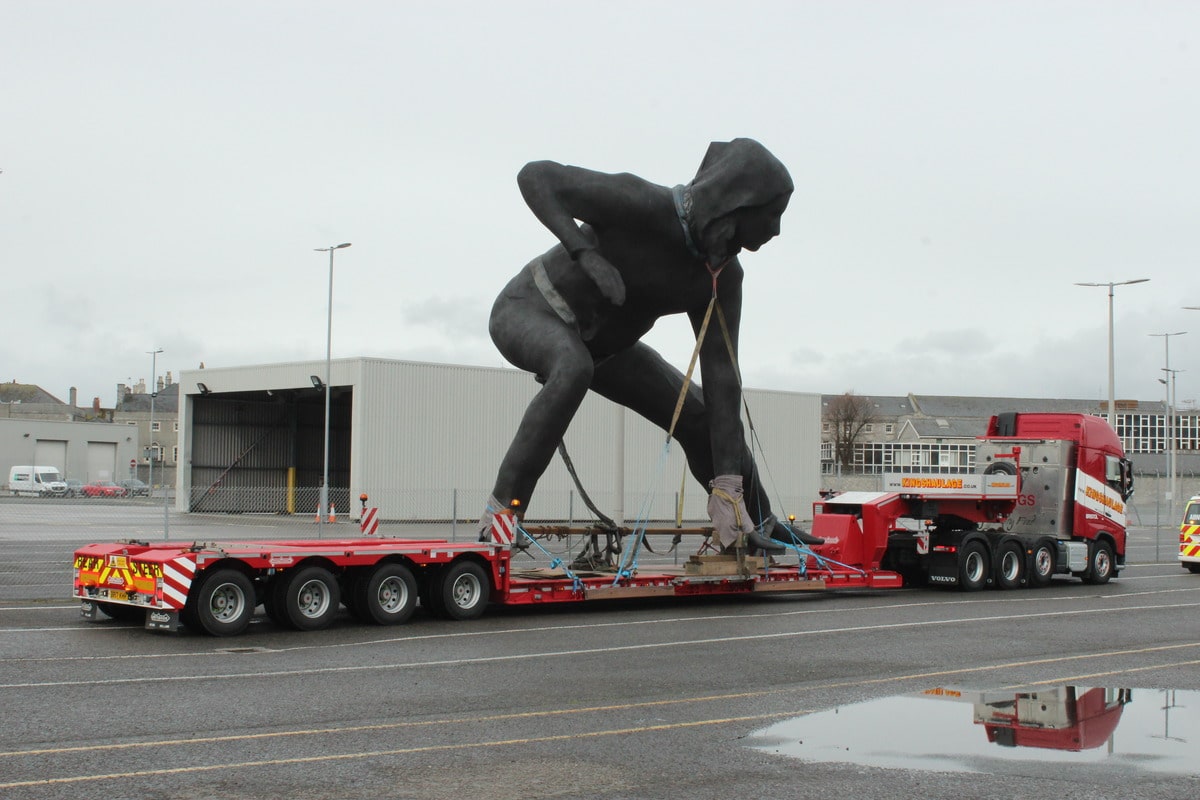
[750,687,1199,775]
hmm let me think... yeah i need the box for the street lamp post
[147,348,163,494]
[1075,278,1150,426]
[1160,368,1183,525]
[314,242,351,537]
[1150,332,1186,521]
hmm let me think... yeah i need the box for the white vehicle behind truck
[8,465,69,497]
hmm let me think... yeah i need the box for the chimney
[165,370,173,386]
[157,375,164,392]
[92,397,101,413]
[69,387,77,407]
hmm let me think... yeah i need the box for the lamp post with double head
[314,243,351,536]
[1150,332,1186,520]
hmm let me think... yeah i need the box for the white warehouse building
[177,358,822,526]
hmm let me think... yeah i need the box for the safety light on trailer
[932,545,958,553]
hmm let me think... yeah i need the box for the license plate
[108,590,128,601]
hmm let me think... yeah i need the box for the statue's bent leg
[487,300,595,518]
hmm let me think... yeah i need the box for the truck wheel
[354,563,418,625]
[1082,540,1114,585]
[994,541,1025,590]
[189,569,255,636]
[958,540,990,591]
[1029,541,1055,587]
[420,566,445,616]
[279,566,341,631]
[96,601,145,622]
[436,560,490,621]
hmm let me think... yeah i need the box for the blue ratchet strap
[515,521,585,594]
[774,520,866,576]
[611,440,673,585]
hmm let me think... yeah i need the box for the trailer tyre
[420,566,445,616]
[190,569,255,636]
[279,566,341,631]
[1082,540,1114,585]
[958,540,990,591]
[994,541,1025,590]
[1029,540,1056,587]
[437,560,490,621]
[96,601,145,622]
[355,563,418,626]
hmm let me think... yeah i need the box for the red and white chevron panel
[490,513,516,545]
[161,555,196,610]
[361,507,379,536]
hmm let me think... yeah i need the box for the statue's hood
[688,138,794,231]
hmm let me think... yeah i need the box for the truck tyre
[1029,540,1056,587]
[994,541,1025,590]
[958,540,990,591]
[96,601,145,622]
[279,566,341,631]
[436,560,490,621]
[189,568,255,636]
[355,563,418,626]
[1082,540,1114,585]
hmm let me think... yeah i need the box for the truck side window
[1106,455,1134,500]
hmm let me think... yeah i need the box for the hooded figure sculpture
[482,138,817,551]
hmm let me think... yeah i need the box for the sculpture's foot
[769,518,824,546]
[745,530,786,555]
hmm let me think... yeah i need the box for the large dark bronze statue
[481,138,816,551]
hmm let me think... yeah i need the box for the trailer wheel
[420,566,445,616]
[96,602,144,622]
[279,566,341,631]
[355,563,418,625]
[994,541,1025,590]
[1082,540,1114,585]
[1029,541,1056,587]
[958,540,990,591]
[190,569,255,636]
[436,560,489,621]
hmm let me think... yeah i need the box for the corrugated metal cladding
[178,358,820,523]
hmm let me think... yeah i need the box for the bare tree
[825,391,877,470]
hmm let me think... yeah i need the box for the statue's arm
[516,161,661,305]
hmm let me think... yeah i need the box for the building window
[172,446,179,463]
[885,424,895,435]
[864,424,874,433]
[150,421,161,432]
[173,421,179,432]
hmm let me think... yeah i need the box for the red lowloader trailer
[72,412,1133,636]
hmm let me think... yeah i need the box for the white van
[8,466,69,497]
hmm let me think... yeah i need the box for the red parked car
[81,481,128,498]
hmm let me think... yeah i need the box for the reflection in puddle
[750,687,1198,775]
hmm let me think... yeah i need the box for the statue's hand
[577,249,626,306]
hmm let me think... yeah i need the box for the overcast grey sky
[3,1,1198,409]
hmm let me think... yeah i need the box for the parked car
[81,481,128,498]
[118,479,150,497]
[64,479,84,497]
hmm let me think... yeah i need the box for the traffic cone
[329,504,337,523]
